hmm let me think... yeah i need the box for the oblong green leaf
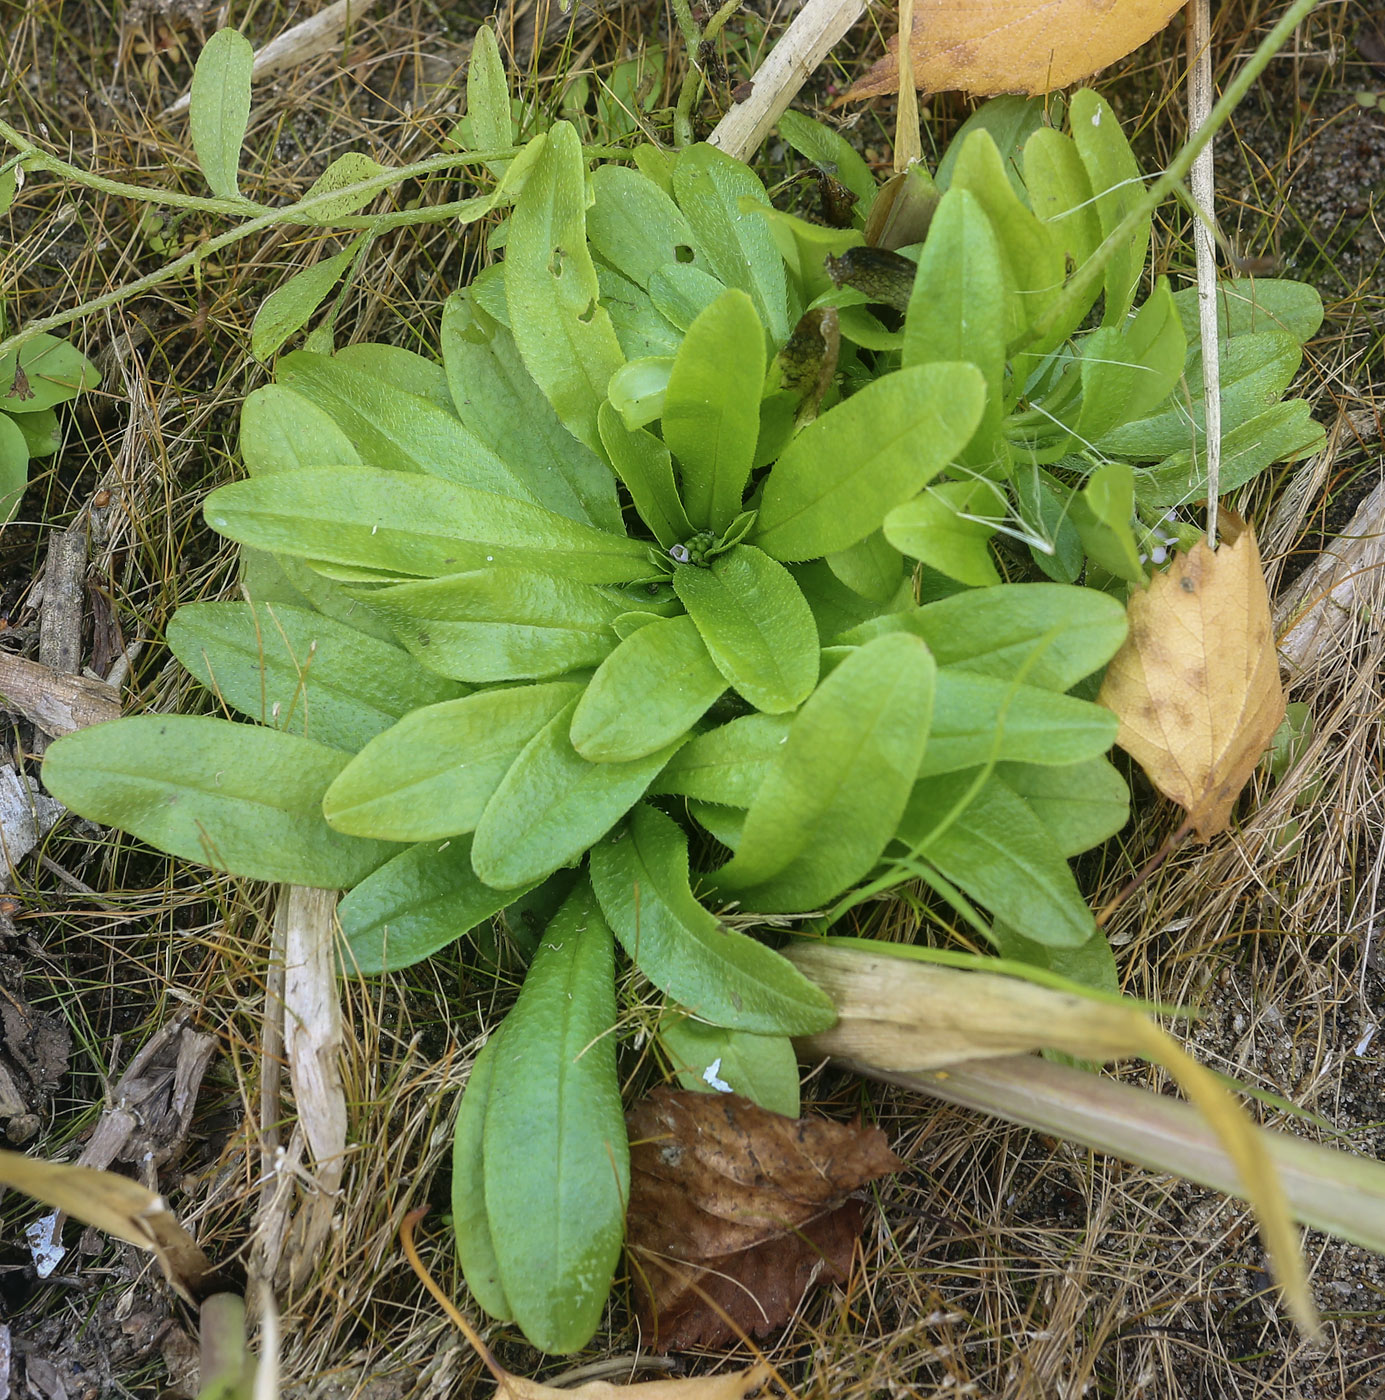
[924,671,1119,776]
[589,804,835,1033]
[662,288,764,533]
[597,400,691,550]
[358,568,622,682]
[714,632,935,911]
[588,164,705,288]
[299,152,388,223]
[167,600,465,752]
[997,757,1129,857]
[452,1031,514,1322]
[569,615,724,763]
[338,836,539,974]
[240,385,362,475]
[189,28,253,200]
[883,480,1004,588]
[673,545,818,713]
[505,122,625,454]
[0,334,100,414]
[204,466,653,585]
[250,242,361,362]
[12,407,60,459]
[0,413,28,525]
[471,699,678,888]
[323,682,583,841]
[648,712,790,806]
[656,1011,801,1117]
[440,292,622,532]
[1169,277,1323,345]
[483,880,628,1355]
[41,715,397,887]
[896,770,1096,947]
[752,362,985,562]
[332,343,452,410]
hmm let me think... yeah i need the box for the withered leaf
[1098,514,1286,840]
[848,0,1186,100]
[495,1360,777,1400]
[626,1087,902,1351]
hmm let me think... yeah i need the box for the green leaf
[1169,277,1323,345]
[715,633,935,911]
[823,531,904,604]
[1022,127,1102,273]
[1075,279,1187,442]
[569,615,725,762]
[588,165,705,287]
[662,289,765,533]
[1069,462,1145,583]
[0,166,15,217]
[12,407,60,459]
[1134,399,1325,511]
[649,712,790,806]
[167,600,464,752]
[338,836,539,974]
[776,110,876,210]
[924,671,1119,776]
[239,385,362,475]
[440,292,622,532]
[906,583,1127,689]
[188,28,253,200]
[656,1011,801,1117]
[505,122,625,454]
[1069,90,1149,325]
[753,363,986,562]
[590,804,835,1033]
[240,550,399,642]
[597,401,692,549]
[0,334,100,414]
[688,799,746,851]
[357,569,622,682]
[465,25,513,171]
[672,144,789,342]
[333,343,452,410]
[673,545,818,713]
[884,479,1004,587]
[599,264,684,361]
[606,356,673,431]
[792,559,914,642]
[1013,468,1084,585]
[484,880,627,1354]
[0,414,28,525]
[204,466,653,585]
[648,262,727,332]
[299,153,389,223]
[903,187,1006,455]
[991,919,1119,993]
[996,757,1129,857]
[274,350,540,501]
[452,1031,514,1322]
[41,716,398,886]
[896,770,1096,947]
[250,241,362,363]
[323,682,583,841]
[936,95,1045,197]
[471,699,679,887]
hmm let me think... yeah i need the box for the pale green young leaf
[204,466,654,585]
[714,633,935,912]
[823,531,905,604]
[587,165,704,288]
[896,770,1096,947]
[452,1031,514,1322]
[504,122,625,454]
[662,289,765,533]
[471,700,679,888]
[0,414,28,525]
[298,153,389,223]
[249,240,361,362]
[597,401,692,549]
[357,568,622,682]
[323,682,583,841]
[569,615,725,762]
[607,356,672,431]
[483,880,627,1355]
[41,716,398,887]
[935,95,1044,197]
[441,292,622,531]
[338,836,540,974]
[466,26,513,167]
[673,545,818,713]
[884,480,1004,587]
[167,600,464,752]
[589,804,835,1033]
[648,261,726,332]
[649,712,791,806]
[0,334,100,414]
[753,362,986,562]
[1022,127,1102,272]
[0,166,15,217]
[188,28,253,200]
[657,1012,801,1118]
[239,385,362,475]
[1069,462,1145,583]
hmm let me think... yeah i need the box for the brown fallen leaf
[848,0,1185,99]
[1098,513,1286,840]
[625,1087,901,1351]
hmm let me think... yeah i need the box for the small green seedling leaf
[250,240,362,362]
[189,28,254,200]
[589,804,835,1033]
[483,880,628,1355]
[464,25,513,174]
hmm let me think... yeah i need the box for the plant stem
[1013,0,1319,357]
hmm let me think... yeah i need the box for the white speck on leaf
[702,1057,732,1093]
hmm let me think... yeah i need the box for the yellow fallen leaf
[1097,514,1286,840]
[847,0,1185,99]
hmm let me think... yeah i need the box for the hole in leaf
[674,244,695,264]
[577,300,597,323]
